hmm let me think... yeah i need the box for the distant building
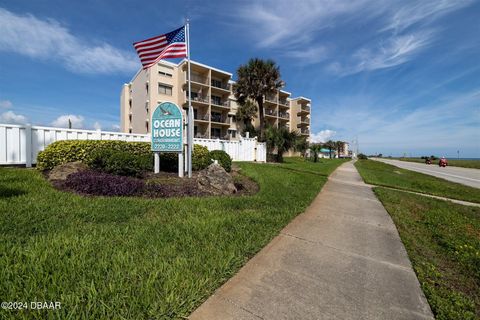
[120,60,311,141]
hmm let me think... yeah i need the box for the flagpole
[186,20,193,178]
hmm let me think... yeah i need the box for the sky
[0,0,479,157]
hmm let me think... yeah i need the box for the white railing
[0,123,266,166]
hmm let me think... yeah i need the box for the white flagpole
[186,20,193,178]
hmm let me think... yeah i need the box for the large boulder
[196,163,237,195]
[48,161,88,181]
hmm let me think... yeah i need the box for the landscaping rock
[196,163,237,195]
[48,161,88,181]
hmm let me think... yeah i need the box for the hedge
[37,140,216,173]
[209,150,232,172]
[88,149,152,177]
[37,140,151,171]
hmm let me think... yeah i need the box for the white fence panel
[0,123,266,166]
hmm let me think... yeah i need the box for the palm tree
[233,58,284,141]
[309,143,323,163]
[236,100,257,137]
[295,136,309,158]
[265,126,300,162]
[324,140,336,159]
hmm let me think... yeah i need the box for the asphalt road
[372,158,480,189]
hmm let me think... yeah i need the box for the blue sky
[0,0,479,157]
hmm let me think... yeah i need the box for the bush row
[37,140,232,175]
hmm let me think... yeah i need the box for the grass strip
[0,159,342,319]
[373,187,479,320]
[355,160,480,203]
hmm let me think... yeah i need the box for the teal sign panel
[151,102,183,152]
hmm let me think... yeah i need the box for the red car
[439,158,448,167]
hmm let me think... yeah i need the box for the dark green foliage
[37,140,151,170]
[159,153,179,172]
[265,126,300,162]
[233,58,284,141]
[192,144,210,171]
[88,149,152,177]
[357,153,368,160]
[209,150,232,172]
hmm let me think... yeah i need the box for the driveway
[372,158,480,189]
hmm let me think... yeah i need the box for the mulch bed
[48,168,259,198]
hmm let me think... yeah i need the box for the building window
[229,130,236,138]
[158,83,172,96]
[159,71,173,78]
[129,114,132,122]
[211,79,222,88]
[146,121,149,132]
[129,128,132,133]
[146,82,149,93]
[194,126,198,136]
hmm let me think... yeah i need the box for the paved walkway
[372,158,480,189]
[190,161,433,320]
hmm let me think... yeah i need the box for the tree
[295,136,309,158]
[235,100,257,137]
[309,143,323,163]
[265,126,300,162]
[233,58,284,141]
[335,141,344,158]
[324,140,336,159]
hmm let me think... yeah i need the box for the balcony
[300,129,310,135]
[211,80,230,91]
[279,99,288,106]
[190,74,209,85]
[211,98,230,108]
[279,112,289,119]
[265,95,278,104]
[297,105,310,115]
[300,117,310,124]
[188,95,209,104]
[194,113,210,121]
[264,108,277,117]
[210,114,230,124]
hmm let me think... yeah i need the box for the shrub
[357,153,368,160]
[192,144,210,171]
[159,153,179,172]
[88,149,152,177]
[209,150,232,172]
[37,140,151,170]
[64,170,144,196]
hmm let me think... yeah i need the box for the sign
[151,102,183,152]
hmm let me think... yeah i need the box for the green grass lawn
[390,157,480,169]
[0,159,342,319]
[354,160,480,203]
[373,188,480,319]
[273,157,348,176]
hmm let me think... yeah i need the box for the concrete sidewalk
[189,161,433,320]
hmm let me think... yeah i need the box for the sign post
[151,102,184,177]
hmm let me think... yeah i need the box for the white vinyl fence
[0,123,266,166]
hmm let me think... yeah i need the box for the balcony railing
[190,74,209,85]
[279,99,288,106]
[195,133,209,139]
[189,95,209,103]
[210,114,229,124]
[211,99,229,107]
[265,95,278,103]
[211,81,230,90]
[264,108,277,116]
[301,105,310,112]
[194,113,210,121]
[279,112,289,119]
[301,129,310,134]
[300,117,310,123]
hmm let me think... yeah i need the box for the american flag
[133,26,187,69]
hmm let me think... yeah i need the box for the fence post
[25,124,32,168]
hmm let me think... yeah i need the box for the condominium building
[120,60,311,141]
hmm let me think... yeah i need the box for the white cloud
[93,121,102,130]
[0,8,139,74]
[284,46,328,64]
[0,110,28,124]
[310,130,336,143]
[0,100,13,108]
[330,31,434,75]
[51,114,84,128]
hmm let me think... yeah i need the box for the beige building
[120,60,311,141]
